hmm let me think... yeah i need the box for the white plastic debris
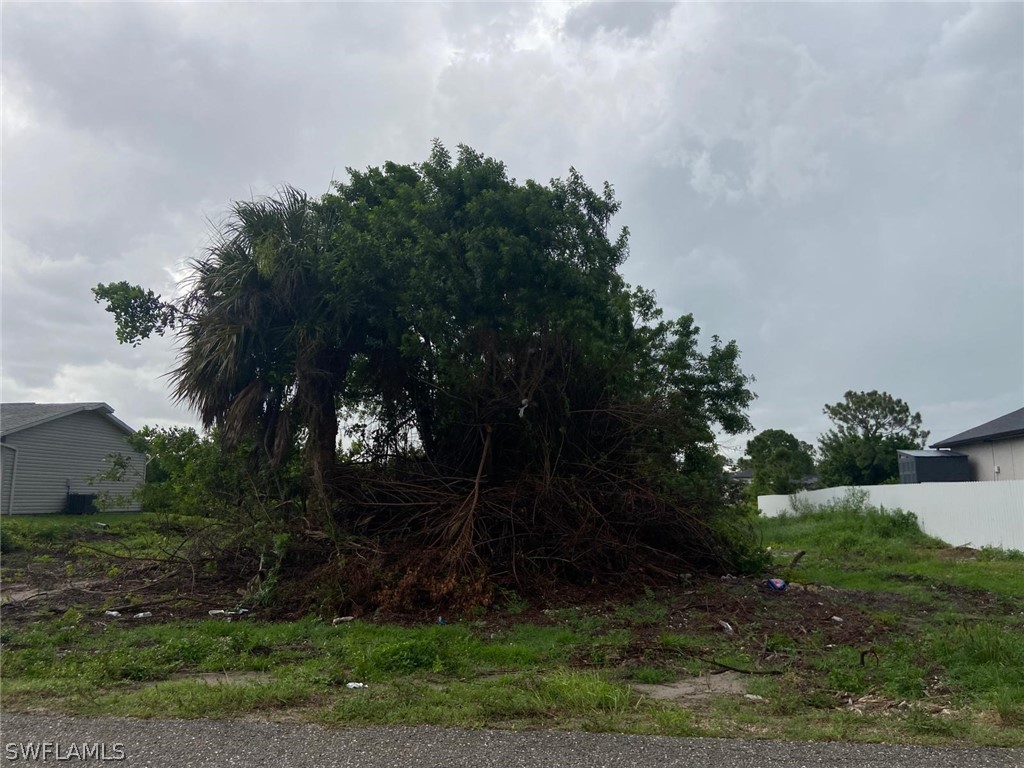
[518,398,529,418]
[718,620,734,635]
[332,616,355,625]
[831,616,844,623]
[133,612,152,619]
[95,522,109,528]
[345,682,367,689]
[210,608,249,617]
[104,610,121,618]
[744,694,766,701]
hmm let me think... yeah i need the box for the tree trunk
[309,396,338,522]
[301,353,348,527]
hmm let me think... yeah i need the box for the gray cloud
[2,1,1020,454]
[564,0,674,40]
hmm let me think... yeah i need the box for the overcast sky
[2,1,1022,458]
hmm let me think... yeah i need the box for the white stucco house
[0,402,146,514]
[930,407,1024,482]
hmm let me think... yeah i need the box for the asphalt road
[1,713,1020,768]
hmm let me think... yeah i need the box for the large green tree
[741,429,815,495]
[817,390,928,486]
[95,142,758,590]
[323,145,754,477]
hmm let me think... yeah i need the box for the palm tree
[172,186,351,516]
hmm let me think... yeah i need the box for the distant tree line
[740,390,928,494]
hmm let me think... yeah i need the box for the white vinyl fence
[758,480,1024,551]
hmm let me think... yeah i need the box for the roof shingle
[930,407,1024,449]
[0,402,131,437]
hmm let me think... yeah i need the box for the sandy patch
[633,671,749,701]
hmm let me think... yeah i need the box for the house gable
[1,402,133,439]
[1,407,145,514]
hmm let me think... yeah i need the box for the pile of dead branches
[273,451,741,613]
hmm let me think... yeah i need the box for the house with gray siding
[930,407,1024,482]
[0,402,146,514]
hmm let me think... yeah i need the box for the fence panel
[758,480,1024,551]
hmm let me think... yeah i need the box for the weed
[978,547,1024,562]
[367,638,446,675]
[615,598,668,627]
[56,608,83,628]
[930,622,1024,707]
[99,679,312,719]
[631,666,674,684]
[498,589,530,616]
[538,671,630,713]
[659,633,706,652]
[867,610,901,628]
[582,629,631,665]
[903,708,969,739]
[988,688,1024,727]
[546,608,609,637]
[764,633,797,653]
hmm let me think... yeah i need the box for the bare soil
[635,671,751,701]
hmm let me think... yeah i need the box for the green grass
[930,622,1024,726]
[317,671,679,733]
[86,679,312,720]
[614,591,670,627]
[0,616,591,689]
[630,666,675,684]
[0,512,202,561]
[3,500,1024,745]
[756,491,1024,740]
[760,491,1024,598]
[0,612,685,731]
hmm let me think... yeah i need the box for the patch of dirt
[837,693,958,717]
[936,546,981,562]
[0,586,47,605]
[153,671,274,687]
[634,671,749,701]
[0,542,247,631]
[1,578,115,607]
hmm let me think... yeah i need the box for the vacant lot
[1,497,1022,746]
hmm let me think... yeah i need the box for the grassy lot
[756,494,1024,743]
[1,498,1022,746]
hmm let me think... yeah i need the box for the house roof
[897,449,966,458]
[930,407,1024,449]
[0,402,135,438]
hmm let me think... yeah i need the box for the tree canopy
[741,429,815,495]
[95,142,759,606]
[817,390,928,486]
